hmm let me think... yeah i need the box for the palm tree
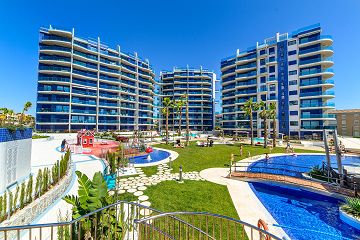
[258,101,270,148]
[241,98,259,145]
[20,102,32,125]
[162,97,172,144]
[181,94,190,146]
[268,102,277,148]
[174,99,185,136]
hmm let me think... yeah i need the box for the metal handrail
[136,211,282,240]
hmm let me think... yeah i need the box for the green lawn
[154,141,321,173]
[141,165,158,176]
[145,180,245,238]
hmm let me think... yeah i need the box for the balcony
[299,57,333,67]
[298,46,333,57]
[300,102,335,108]
[300,114,335,119]
[299,68,334,78]
[299,90,335,98]
[301,125,336,130]
[299,79,334,87]
[299,35,333,46]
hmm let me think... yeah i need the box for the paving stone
[140,201,151,207]
[138,195,149,201]
[138,186,147,191]
[127,188,137,193]
[134,191,144,196]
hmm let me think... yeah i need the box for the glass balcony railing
[300,114,335,119]
[300,102,335,108]
[299,57,333,66]
[72,89,97,96]
[299,35,333,45]
[39,65,70,72]
[300,90,335,97]
[72,100,96,105]
[41,35,71,42]
[301,125,336,130]
[38,76,70,82]
[236,63,257,70]
[71,119,96,123]
[299,68,334,76]
[40,45,71,52]
[300,79,334,86]
[299,46,333,55]
[71,109,96,114]
[237,54,257,62]
[236,71,257,78]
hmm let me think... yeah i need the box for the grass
[154,141,321,173]
[141,165,158,176]
[145,180,247,239]
[32,134,49,139]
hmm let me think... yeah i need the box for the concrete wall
[0,128,32,193]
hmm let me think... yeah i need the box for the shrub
[342,197,360,218]
[19,183,26,209]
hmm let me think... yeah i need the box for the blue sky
[0,0,359,115]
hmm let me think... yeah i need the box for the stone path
[117,163,205,212]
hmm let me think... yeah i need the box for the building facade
[331,109,360,137]
[36,26,156,132]
[221,24,336,139]
[160,67,216,131]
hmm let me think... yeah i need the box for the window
[83,139,87,144]
[268,47,275,55]
[260,58,266,66]
[89,139,93,144]
[289,90,298,95]
[289,70,297,75]
[288,50,297,56]
[290,111,298,116]
[342,114,346,119]
[354,120,359,125]
[289,60,297,65]
[290,121,298,126]
[260,76,266,83]
[260,49,266,55]
[342,120,346,125]
[288,40,296,46]
[290,100,298,105]
[289,80,297,85]
[269,66,275,73]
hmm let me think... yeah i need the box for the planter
[339,207,360,230]
[0,128,32,143]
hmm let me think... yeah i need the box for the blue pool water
[250,182,360,240]
[129,149,170,164]
[249,154,360,177]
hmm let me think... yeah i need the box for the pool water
[129,149,170,164]
[249,154,360,177]
[250,182,360,240]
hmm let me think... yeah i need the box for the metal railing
[136,212,282,240]
[0,201,280,240]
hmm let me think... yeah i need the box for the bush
[342,197,360,218]
[309,165,328,182]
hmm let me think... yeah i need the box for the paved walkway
[31,140,105,224]
[199,168,289,240]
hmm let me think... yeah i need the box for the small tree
[258,101,270,148]
[26,175,33,203]
[241,98,259,145]
[3,192,7,219]
[8,191,13,216]
[13,185,20,211]
[0,196,3,221]
[19,182,26,209]
[162,97,172,144]
[35,169,42,198]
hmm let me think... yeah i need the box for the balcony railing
[300,114,335,119]
[300,102,335,108]
[300,91,335,97]
[299,35,333,44]
[299,68,334,76]
[299,57,333,66]
[299,45,333,55]
[300,79,334,86]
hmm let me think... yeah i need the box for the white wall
[0,138,32,193]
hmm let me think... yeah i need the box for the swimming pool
[250,182,360,240]
[129,149,171,164]
[248,154,360,177]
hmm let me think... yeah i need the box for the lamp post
[179,165,183,182]
[169,156,172,170]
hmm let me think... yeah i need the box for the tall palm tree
[20,101,32,125]
[268,102,277,148]
[162,98,172,144]
[181,94,190,146]
[174,99,185,136]
[241,98,259,145]
[258,101,270,148]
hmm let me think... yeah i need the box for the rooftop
[330,109,360,114]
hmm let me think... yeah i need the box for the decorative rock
[118,190,126,194]
[138,195,149,201]
[140,209,152,216]
[138,186,147,191]
[127,188,137,193]
[140,201,151,207]
[134,191,144,196]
